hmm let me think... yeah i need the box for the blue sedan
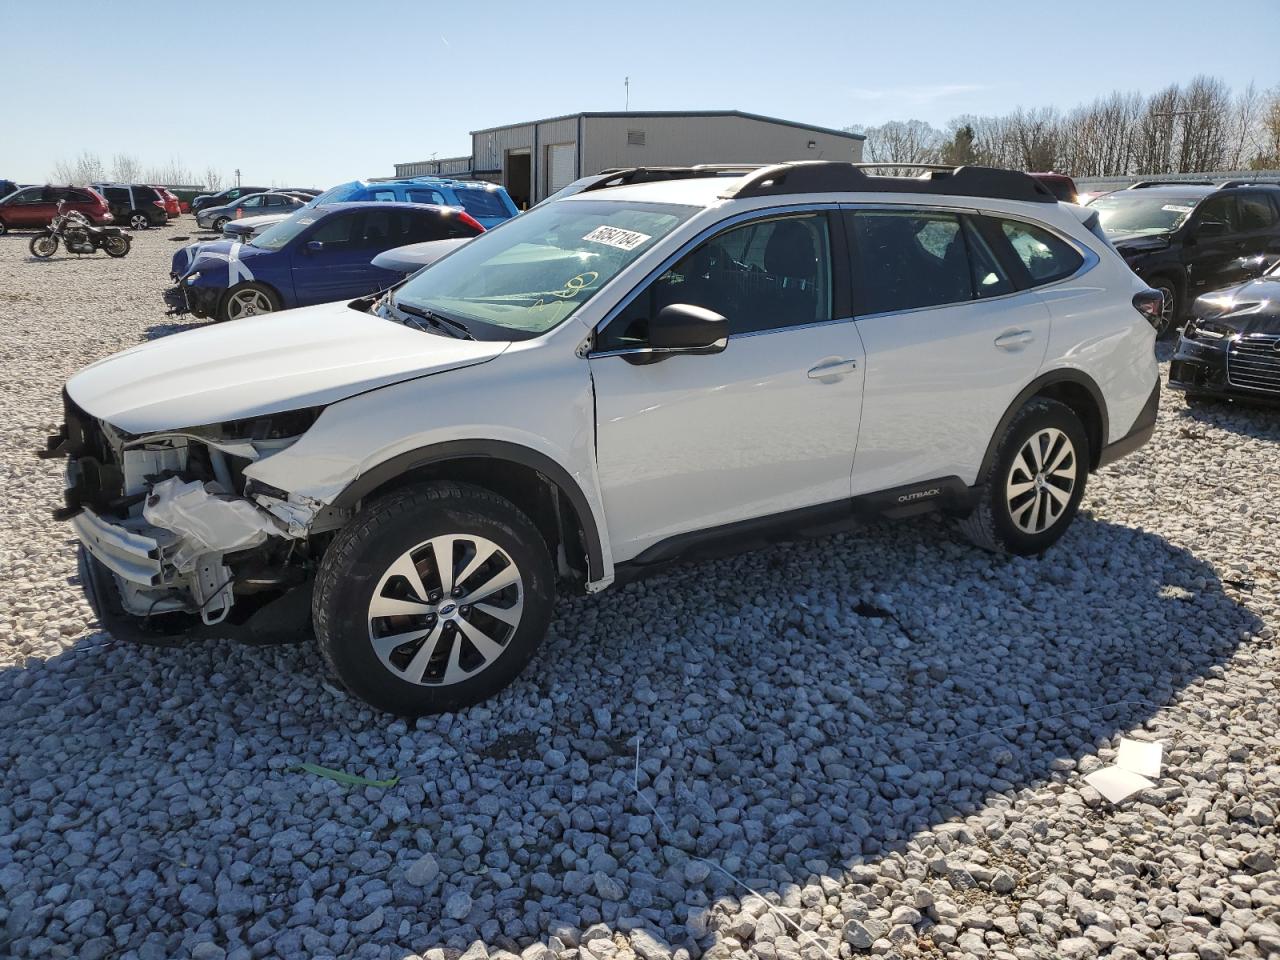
[175,202,484,322]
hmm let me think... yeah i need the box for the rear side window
[995,219,1083,284]
[67,189,95,203]
[851,210,972,314]
[452,188,508,219]
[964,221,1013,298]
[371,190,397,202]
[406,188,446,205]
[133,186,159,202]
[1238,193,1278,231]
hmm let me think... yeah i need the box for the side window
[67,190,94,203]
[602,213,833,347]
[964,220,1014,298]
[402,212,448,243]
[996,219,1083,285]
[371,190,397,202]
[1195,195,1237,233]
[105,188,129,206]
[360,209,394,245]
[1237,194,1278,232]
[851,210,972,314]
[309,212,359,248]
[11,188,45,204]
[406,188,446,205]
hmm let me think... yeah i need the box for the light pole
[234,168,241,188]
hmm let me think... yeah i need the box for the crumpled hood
[1193,277,1280,335]
[67,300,509,434]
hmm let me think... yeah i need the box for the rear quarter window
[993,218,1083,285]
[452,189,509,219]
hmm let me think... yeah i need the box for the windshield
[393,198,697,338]
[250,211,318,250]
[1089,194,1200,236]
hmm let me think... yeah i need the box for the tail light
[235,209,242,219]
[153,201,166,210]
[1132,290,1164,328]
[457,211,484,233]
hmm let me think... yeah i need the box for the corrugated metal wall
[582,116,862,175]
[472,124,536,173]
[393,156,472,178]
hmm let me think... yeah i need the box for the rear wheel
[104,235,131,258]
[314,482,555,716]
[29,234,58,258]
[218,282,279,322]
[0,218,7,236]
[128,211,150,230]
[213,216,229,232]
[959,398,1089,555]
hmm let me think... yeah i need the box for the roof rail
[1126,179,1215,189]
[720,161,1057,203]
[579,164,765,194]
[1216,177,1280,189]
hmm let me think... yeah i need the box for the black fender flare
[976,368,1110,480]
[330,439,606,581]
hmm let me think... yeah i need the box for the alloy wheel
[1154,284,1176,336]
[1005,427,1077,534]
[366,534,524,686]
[130,213,149,230]
[225,289,274,319]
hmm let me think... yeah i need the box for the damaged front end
[43,393,336,645]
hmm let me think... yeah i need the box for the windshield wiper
[393,299,475,340]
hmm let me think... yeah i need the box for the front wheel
[0,219,8,236]
[218,282,279,322]
[212,216,229,232]
[29,234,58,259]
[1151,280,1180,338]
[314,482,556,716]
[959,398,1089,556]
[104,235,131,258]
[128,211,150,230]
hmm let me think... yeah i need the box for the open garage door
[546,143,576,197]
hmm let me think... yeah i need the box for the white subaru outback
[47,163,1161,716]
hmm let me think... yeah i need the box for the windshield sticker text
[1161,205,1194,214]
[582,226,652,251]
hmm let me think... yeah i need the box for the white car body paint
[63,172,1160,609]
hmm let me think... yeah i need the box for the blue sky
[2,0,1276,186]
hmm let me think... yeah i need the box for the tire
[1150,278,1180,338]
[104,235,131,258]
[959,398,1089,556]
[212,217,229,232]
[128,211,150,230]
[29,234,58,259]
[217,282,280,322]
[314,482,556,716]
[0,218,7,236]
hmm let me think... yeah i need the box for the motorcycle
[29,202,131,259]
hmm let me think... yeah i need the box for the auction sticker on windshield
[1161,205,1195,213]
[582,225,652,251]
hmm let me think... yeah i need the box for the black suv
[1087,181,1280,334]
[93,183,169,229]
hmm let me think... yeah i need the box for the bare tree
[1227,82,1265,170]
[1253,86,1280,169]
[203,167,224,192]
[50,151,106,185]
[145,157,195,185]
[848,119,945,174]
[111,153,143,182]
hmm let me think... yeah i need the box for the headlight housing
[1183,318,1233,341]
[184,272,201,284]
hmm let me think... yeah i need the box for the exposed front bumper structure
[1168,334,1280,406]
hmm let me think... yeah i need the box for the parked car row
[195,190,315,231]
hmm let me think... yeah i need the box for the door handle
[994,329,1035,350]
[807,357,858,380]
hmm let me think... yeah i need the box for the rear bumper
[1097,379,1159,468]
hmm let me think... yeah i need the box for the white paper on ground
[1116,738,1163,778]
[1084,766,1155,804]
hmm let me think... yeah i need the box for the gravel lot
[0,225,1277,960]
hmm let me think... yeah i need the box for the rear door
[845,207,1057,494]
[1235,191,1280,266]
[1185,194,1243,294]
[288,210,367,305]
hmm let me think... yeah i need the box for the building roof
[470,110,866,142]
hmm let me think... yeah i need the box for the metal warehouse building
[395,111,865,209]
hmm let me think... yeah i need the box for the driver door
[1186,194,1243,295]
[589,210,864,562]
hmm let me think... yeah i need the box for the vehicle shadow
[1175,393,1280,441]
[0,516,1262,959]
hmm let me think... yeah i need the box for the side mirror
[305,240,325,253]
[622,303,728,364]
[1238,253,1277,278]
[1196,218,1228,239]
